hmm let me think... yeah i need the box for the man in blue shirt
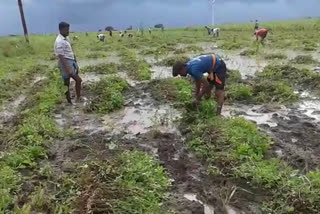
[172,54,227,115]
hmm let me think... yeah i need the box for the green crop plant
[119,48,152,80]
[81,63,119,74]
[86,76,128,113]
[157,55,190,66]
[150,78,193,105]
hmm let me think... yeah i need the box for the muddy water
[151,66,172,79]
[103,87,181,136]
[223,55,268,78]
[222,104,289,128]
[184,194,215,214]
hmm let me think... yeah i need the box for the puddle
[184,194,242,214]
[223,54,268,79]
[54,106,107,135]
[223,104,289,128]
[151,66,172,79]
[103,102,180,136]
[298,100,320,123]
[184,194,215,214]
[81,72,102,83]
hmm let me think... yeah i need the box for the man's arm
[58,55,72,76]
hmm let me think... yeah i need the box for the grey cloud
[0,0,319,36]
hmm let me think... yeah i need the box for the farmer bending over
[254,28,269,44]
[97,33,105,42]
[173,54,227,115]
[54,22,82,104]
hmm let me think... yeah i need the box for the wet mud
[223,94,320,170]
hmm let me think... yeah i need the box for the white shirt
[54,34,75,60]
[98,34,105,39]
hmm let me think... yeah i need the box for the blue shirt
[187,54,222,81]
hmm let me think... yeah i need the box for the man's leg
[71,75,82,101]
[215,89,225,115]
[64,78,72,104]
[205,78,214,99]
[213,61,227,115]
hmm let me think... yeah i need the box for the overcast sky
[1,0,319,36]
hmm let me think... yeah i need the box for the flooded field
[1,19,320,214]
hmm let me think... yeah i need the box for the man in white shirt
[54,22,82,104]
[213,28,220,37]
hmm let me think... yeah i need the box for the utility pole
[18,0,29,43]
[211,0,216,26]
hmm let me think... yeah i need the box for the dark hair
[172,62,186,77]
[59,22,70,30]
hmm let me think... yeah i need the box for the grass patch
[157,55,190,66]
[174,45,204,54]
[291,55,317,64]
[227,83,253,101]
[259,64,320,89]
[0,64,48,105]
[252,80,298,103]
[150,78,193,105]
[81,63,118,74]
[264,53,287,60]
[181,100,320,213]
[85,52,107,59]
[0,69,64,212]
[74,151,170,214]
[86,76,128,114]
[119,49,151,80]
[240,49,257,56]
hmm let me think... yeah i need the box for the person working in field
[97,33,105,42]
[254,20,259,30]
[54,22,82,104]
[254,28,269,43]
[173,54,227,115]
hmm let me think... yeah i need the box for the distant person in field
[109,29,113,37]
[54,22,82,104]
[149,27,152,35]
[254,20,259,30]
[72,36,79,41]
[173,54,227,115]
[213,28,220,37]
[97,33,105,42]
[254,28,269,44]
[205,26,212,35]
